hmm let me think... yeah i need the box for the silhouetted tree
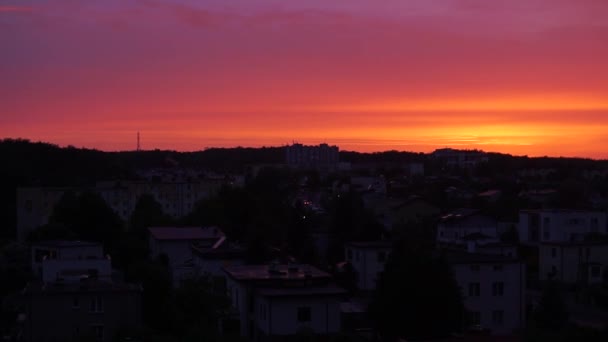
[533,281,569,331]
[369,242,464,340]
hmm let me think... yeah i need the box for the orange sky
[1,0,608,158]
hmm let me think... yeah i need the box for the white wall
[452,262,525,334]
[539,244,608,282]
[256,296,341,336]
[42,258,112,283]
[346,246,390,291]
[519,211,608,245]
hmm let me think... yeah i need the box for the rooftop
[443,250,520,265]
[24,279,141,294]
[32,240,101,249]
[345,241,393,249]
[148,226,223,241]
[223,264,330,281]
[256,286,345,298]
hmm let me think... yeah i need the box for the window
[544,228,551,240]
[377,251,387,263]
[89,296,103,313]
[469,311,481,325]
[297,307,311,322]
[260,304,267,320]
[492,310,504,325]
[567,218,580,225]
[493,265,503,271]
[492,282,504,296]
[591,218,599,232]
[72,297,80,309]
[468,283,480,297]
[347,249,353,261]
[91,325,104,342]
[25,200,33,213]
[551,248,557,258]
[591,265,601,278]
[470,265,480,272]
[355,251,360,262]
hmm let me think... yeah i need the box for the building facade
[224,264,345,341]
[344,241,392,291]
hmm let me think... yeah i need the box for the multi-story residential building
[447,251,526,335]
[431,148,488,168]
[22,240,142,342]
[437,209,500,246]
[148,226,225,285]
[224,264,345,341]
[22,279,142,342]
[17,178,224,241]
[518,209,608,245]
[285,143,339,169]
[344,241,392,291]
[538,240,608,283]
[16,187,70,241]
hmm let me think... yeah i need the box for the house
[390,196,440,226]
[538,240,608,283]
[446,251,526,335]
[22,241,142,342]
[437,209,500,246]
[31,240,112,283]
[190,241,246,280]
[224,263,345,341]
[518,210,608,245]
[22,279,142,342]
[148,226,225,285]
[478,190,502,203]
[345,241,392,291]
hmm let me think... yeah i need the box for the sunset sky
[1,0,607,157]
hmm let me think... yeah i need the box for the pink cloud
[0,5,33,12]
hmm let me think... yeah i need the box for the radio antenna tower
[137,132,141,151]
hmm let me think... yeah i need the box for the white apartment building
[224,264,345,341]
[17,179,223,241]
[344,241,392,291]
[538,241,608,283]
[447,251,526,335]
[518,209,608,245]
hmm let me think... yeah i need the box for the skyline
[2,0,608,158]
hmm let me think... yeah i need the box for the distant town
[1,138,608,341]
